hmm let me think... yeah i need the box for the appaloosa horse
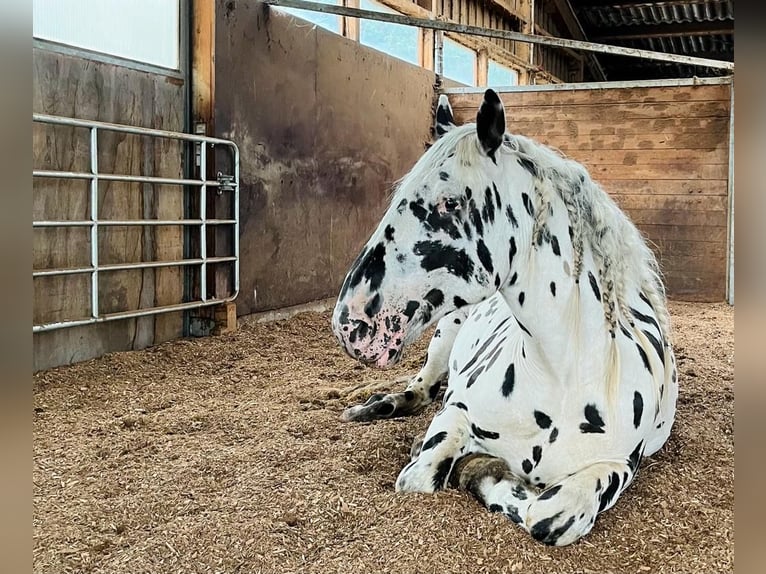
[331,90,678,546]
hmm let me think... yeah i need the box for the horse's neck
[498,194,613,383]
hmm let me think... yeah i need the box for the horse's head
[332,90,526,367]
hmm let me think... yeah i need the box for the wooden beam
[263,0,734,70]
[535,22,584,60]
[593,20,734,41]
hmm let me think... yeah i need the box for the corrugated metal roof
[569,0,734,80]
[578,1,734,29]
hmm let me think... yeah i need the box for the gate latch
[216,172,236,195]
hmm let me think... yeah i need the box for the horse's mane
[396,123,670,338]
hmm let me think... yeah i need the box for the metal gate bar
[33,113,240,333]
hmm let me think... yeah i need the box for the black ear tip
[483,89,501,104]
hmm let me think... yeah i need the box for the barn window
[32,0,181,70]
[279,0,342,34]
[358,0,419,65]
[488,60,518,87]
[443,37,477,86]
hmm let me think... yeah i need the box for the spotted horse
[331,90,678,546]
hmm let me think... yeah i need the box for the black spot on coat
[534,410,552,429]
[422,431,448,451]
[364,293,382,317]
[403,300,420,321]
[517,156,538,178]
[482,187,496,224]
[476,239,494,274]
[598,472,621,512]
[642,329,665,366]
[633,391,644,429]
[550,281,556,296]
[628,441,644,473]
[630,306,661,334]
[636,343,652,374]
[522,459,533,474]
[469,200,484,237]
[453,296,467,308]
[424,288,445,308]
[532,445,542,467]
[580,403,606,434]
[551,235,561,256]
[471,424,500,440]
[432,457,454,490]
[413,241,475,280]
[501,363,515,397]
[506,205,518,228]
[522,192,534,216]
[587,271,601,302]
[538,485,562,501]
[508,237,517,269]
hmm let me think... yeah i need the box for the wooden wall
[215,3,436,315]
[449,81,732,301]
[33,48,186,370]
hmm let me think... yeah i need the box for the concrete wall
[449,82,732,302]
[33,47,186,370]
[215,2,437,314]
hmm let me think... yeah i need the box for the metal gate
[32,114,239,332]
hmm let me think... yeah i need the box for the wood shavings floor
[33,302,733,574]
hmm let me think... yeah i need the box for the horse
[330,89,678,546]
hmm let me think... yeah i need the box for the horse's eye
[444,198,460,211]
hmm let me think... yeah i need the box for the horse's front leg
[340,307,470,422]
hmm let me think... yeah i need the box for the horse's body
[331,91,677,546]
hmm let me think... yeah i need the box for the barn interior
[33,1,734,572]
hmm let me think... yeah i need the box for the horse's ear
[434,95,456,139]
[476,89,506,157]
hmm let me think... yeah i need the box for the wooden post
[193,0,237,332]
[476,48,488,86]
[343,0,360,41]
[213,301,238,335]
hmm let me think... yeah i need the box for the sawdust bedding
[33,301,733,574]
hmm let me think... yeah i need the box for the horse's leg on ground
[449,453,535,526]
[341,308,470,422]
[451,453,638,546]
[523,459,639,546]
[395,402,471,492]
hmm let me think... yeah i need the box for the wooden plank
[446,84,730,107]
[635,223,727,243]
[611,193,728,212]
[663,272,726,302]
[569,148,729,166]
[452,100,731,122]
[621,207,727,227]
[599,179,727,197]
[517,132,727,151]
[505,115,729,133]
[586,163,728,181]
[641,238,726,258]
